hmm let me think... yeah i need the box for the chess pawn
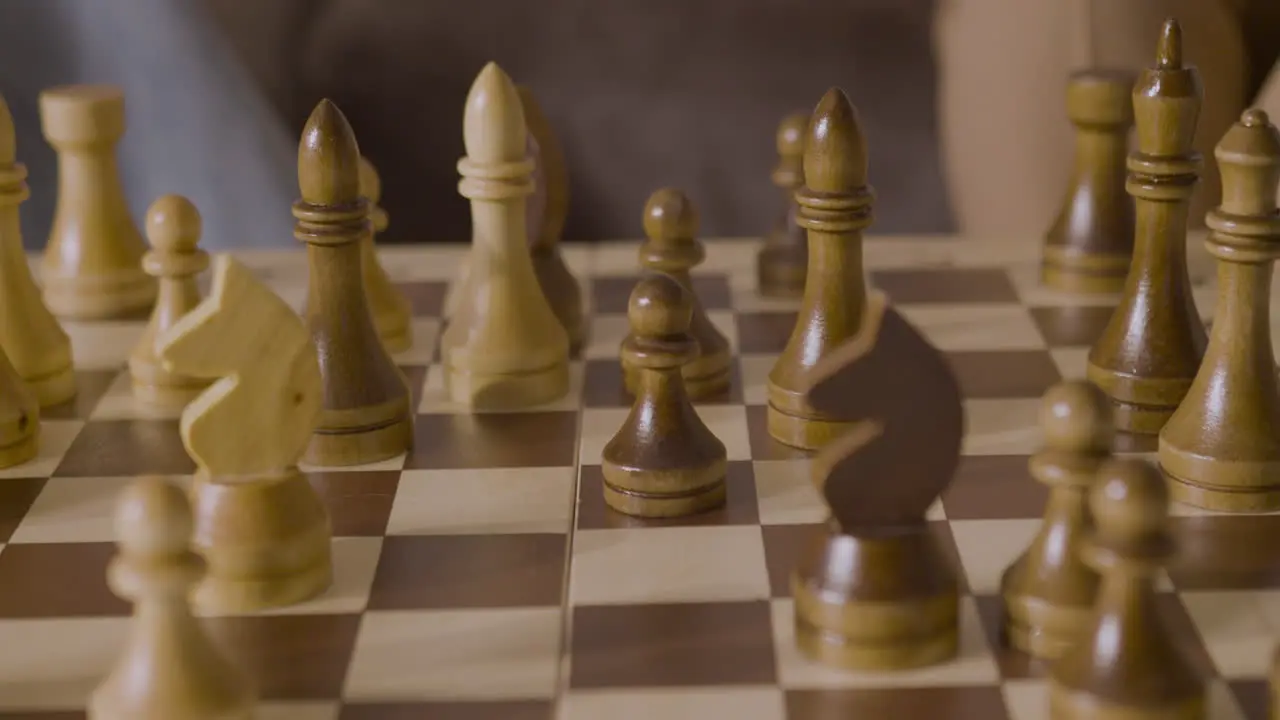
[1086,20,1208,434]
[88,477,253,720]
[519,85,586,355]
[129,195,212,409]
[1001,380,1112,660]
[602,273,727,518]
[622,189,731,400]
[756,111,809,299]
[1159,109,1280,512]
[441,63,570,409]
[358,156,413,354]
[766,88,873,450]
[1049,458,1206,719]
[1041,70,1137,294]
[38,85,156,319]
[0,93,76,408]
[0,343,38,469]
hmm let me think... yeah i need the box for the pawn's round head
[1040,380,1113,453]
[1090,458,1169,541]
[628,272,692,338]
[145,194,202,252]
[115,477,193,558]
[358,156,382,205]
[642,188,698,246]
[777,112,808,157]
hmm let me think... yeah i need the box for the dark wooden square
[306,470,400,537]
[42,370,118,420]
[202,613,363,700]
[0,542,128,618]
[54,419,194,477]
[870,268,1019,304]
[946,351,1062,400]
[942,455,1047,520]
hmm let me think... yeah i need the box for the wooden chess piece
[87,477,254,720]
[756,111,809,299]
[767,88,873,450]
[622,189,731,400]
[1041,69,1138,294]
[518,85,585,355]
[129,195,211,409]
[792,289,964,670]
[358,156,412,354]
[1000,380,1112,661]
[1159,108,1280,512]
[156,254,332,612]
[0,93,76,408]
[0,341,38,469]
[1086,20,1208,434]
[37,85,156,319]
[1271,640,1280,720]
[441,63,570,409]
[294,100,413,465]
[1049,458,1206,719]
[602,273,727,517]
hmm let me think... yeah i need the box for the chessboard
[0,234,1275,720]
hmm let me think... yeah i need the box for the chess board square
[1168,515,1280,590]
[0,617,129,711]
[1180,591,1276,678]
[395,280,448,316]
[942,455,1046,520]
[367,534,566,610]
[88,371,185,420]
[575,462,759,530]
[1229,679,1269,720]
[570,525,769,605]
[0,542,128,618]
[949,519,1041,594]
[591,275,732,314]
[202,613,363,699]
[947,351,1061,399]
[583,315,627,360]
[963,399,1042,456]
[1028,305,1116,348]
[869,268,1019,304]
[559,687,787,720]
[405,412,578,470]
[305,470,400,537]
[761,521,966,598]
[735,311,796,355]
[568,600,776,688]
[344,608,561,701]
[785,685,1010,720]
[740,354,773,405]
[53,419,193,477]
[745,405,811,461]
[416,362,583,414]
[387,319,441,367]
[41,370,117,420]
[0,420,82,480]
[772,597,1000,688]
[580,358,745,407]
[753,459,945,526]
[578,405,750,464]
[339,701,552,720]
[899,304,1045,351]
[11,475,187,543]
[62,320,143,370]
[399,364,429,412]
[1049,347,1089,379]
[0,478,45,542]
[387,467,575,536]
[259,703,341,720]
[1005,263,1120,309]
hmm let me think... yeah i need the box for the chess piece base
[1049,681,1205,720]
[376,322,413,355]
[756,246,806,299]
[0,424,38,469]
[1040,247,1130,295]
[41,270,156,320]
[25,364,77,408]
[1084,363,1185,435]
[766,400,854,451]
[129,357,209,411]
[190,470,332,613]
[624,357,731,402]
[1158,438,1280,512]
[304,396,415,467]
[601,459,727,518]
[792,526,960,671]
[999,588,1093,661]
[445,360,569,411]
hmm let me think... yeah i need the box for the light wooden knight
[156,254,332,613]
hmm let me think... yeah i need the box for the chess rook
[1160,109,1280,512]
[1049,458,1205,719]
[1000,380,1112,660]
[623,189,731,400]
[358,156,413,354]
[0,93,75,407]
[767,88,874,449]
[441,63,570,409]
[1086,20,1208,434]
[38,85,156,319]
[129,195,211,409]
[519,85,585,355]
[294,100,414,466]
[88,477,253,720]
[756,111,809,298]
[1041,69,1137,293]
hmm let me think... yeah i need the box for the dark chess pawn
[602,272,727,518]
[757,111,809,298]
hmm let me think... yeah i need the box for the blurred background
[1,0,1278,251]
